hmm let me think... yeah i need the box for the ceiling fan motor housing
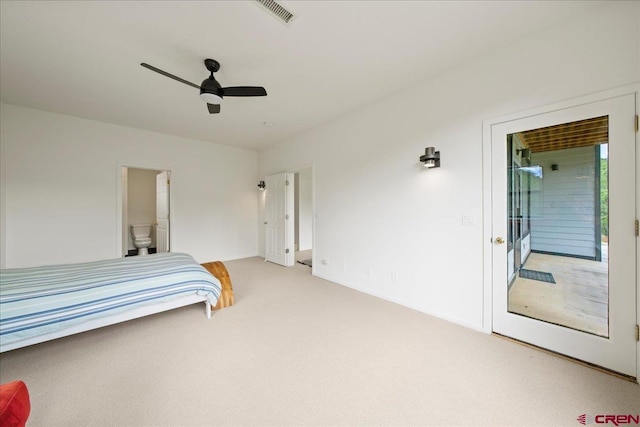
[200,77,223,103]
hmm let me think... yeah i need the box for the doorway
[486,92,637,377]
[264,166,314,269]
[294,167,313,269]
[120,166,171,257]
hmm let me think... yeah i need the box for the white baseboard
[313,271,486,334]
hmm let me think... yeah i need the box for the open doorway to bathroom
[120,166,170,257]
[294,167,313,269]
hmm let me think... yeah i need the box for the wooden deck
[508,249,608,337]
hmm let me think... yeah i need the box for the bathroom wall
[127,168,159,251]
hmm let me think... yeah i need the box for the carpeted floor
[0,257,637,426]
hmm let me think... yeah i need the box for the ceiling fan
[140,59,267,114]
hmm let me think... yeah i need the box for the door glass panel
[507,116,609,338]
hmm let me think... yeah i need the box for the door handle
[494,237,505,244]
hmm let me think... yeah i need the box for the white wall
[258,3,640,331]
[127,168,158,251]
[0,104,258,268]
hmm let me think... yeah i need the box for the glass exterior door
[491,94,636,376]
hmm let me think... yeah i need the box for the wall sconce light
[257,180,266,190]
[517,148,531,161]
[420,147,440,169]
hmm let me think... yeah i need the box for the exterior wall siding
[530,146,598,259]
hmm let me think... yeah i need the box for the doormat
[519,269,555,284]
[298,259,312,267]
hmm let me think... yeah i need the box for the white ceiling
[0,1,605,151]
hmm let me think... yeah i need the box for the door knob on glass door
[494,237,505,244]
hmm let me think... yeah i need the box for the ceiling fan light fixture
[200,76,223,104]
[199,92,223,104]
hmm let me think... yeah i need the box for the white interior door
[491,94,637,376]
[265,172,294,266]
[156,171,170,253]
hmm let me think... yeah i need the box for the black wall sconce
[517,148,531,161]
[420,147,440,169]
[257,180,266,190]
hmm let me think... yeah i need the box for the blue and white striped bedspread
[0,253,221,348]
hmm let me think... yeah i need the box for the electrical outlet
[341,262,347,271]
[391,272,399,283]
[365,266,371,276]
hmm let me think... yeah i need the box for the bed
[0,252,221,353]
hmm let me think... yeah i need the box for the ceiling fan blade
[140,63,200,90]
[221,86,267,97]
[207,103,221,114]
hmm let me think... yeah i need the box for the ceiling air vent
[254,0,295,25]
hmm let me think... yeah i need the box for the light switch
[462,215,477,226]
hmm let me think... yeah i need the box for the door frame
[116,163,173,258]
[481,83,640,380]
[260,164,315,270]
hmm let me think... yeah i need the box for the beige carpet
[0,257,637,426]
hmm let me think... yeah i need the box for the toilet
[130,224,152,256]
